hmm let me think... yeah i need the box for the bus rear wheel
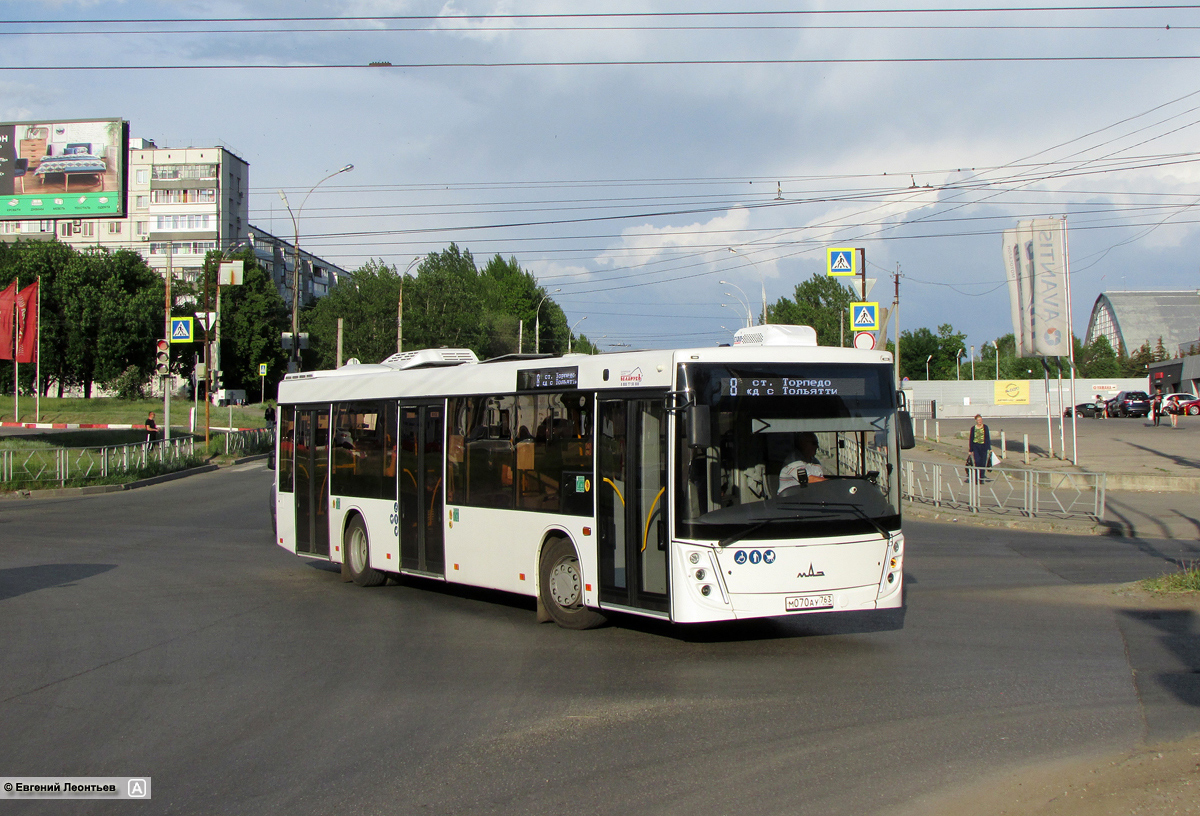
[539,538,606,629]
[345,515,385,587]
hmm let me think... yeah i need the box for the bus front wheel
[539,538,606,630]
[345,515,385,587]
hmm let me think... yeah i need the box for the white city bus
[273,324,915,629]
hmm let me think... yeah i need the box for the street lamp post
[956,348,965,381]
[926,354,933,380]
[992,339,1000,380]
[534,288,561,354]
[970,345,975,380]
[726,249,768,325]
[279,164,353,372]
[568,316,587,353]
[397,256,420,354]
[720,280,753,327]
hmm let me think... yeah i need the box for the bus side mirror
[897,410,915,450]
[686,405,711,448]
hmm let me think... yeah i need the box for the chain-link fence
[903,459,1106,520]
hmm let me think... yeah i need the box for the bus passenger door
[598,399,669,614]
[399,402,445,576]
[294,406,330,557]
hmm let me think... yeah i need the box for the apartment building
[1,136,345,307]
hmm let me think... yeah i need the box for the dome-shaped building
[1084,290,1200,355]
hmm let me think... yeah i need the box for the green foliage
[572,333,599,355]
[0,241,163,399]
[302,247,571,366]
[898,324,969,380]
[106,365,147,400]
[176,249,289,397]
[302,258,402,368]
[1140,562,1200,593]
[767,273,853,347]
[1120,341,1155,378]
[1076,335,1120,378]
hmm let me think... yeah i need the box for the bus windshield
[676,362,900,542]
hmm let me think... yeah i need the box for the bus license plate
[785,594,834,612]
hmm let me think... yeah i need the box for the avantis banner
[1002,217,1070,358]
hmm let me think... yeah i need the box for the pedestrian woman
[968,414,990,482]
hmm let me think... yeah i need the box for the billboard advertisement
[0,118,128,220]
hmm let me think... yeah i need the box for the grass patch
[0,455,205,493]
[0,395,268,430]
[1140,562,1200,593]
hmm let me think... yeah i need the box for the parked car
[1062,401,1106,418]
[1174,397,1200,416]
[1160,393,1197,414]
[1106,390,1151,418]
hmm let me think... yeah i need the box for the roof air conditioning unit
[380,349,479,370]
[733,325,818,347]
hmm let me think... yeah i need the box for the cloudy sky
[4,1,1200,356]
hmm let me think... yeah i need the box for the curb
[1,463,221,500]
[904,501,1106,535]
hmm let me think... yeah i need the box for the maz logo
[797,564,825,578]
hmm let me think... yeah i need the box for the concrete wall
[904,378,1149,418]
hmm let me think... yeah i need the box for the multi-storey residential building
[1,137,346,307]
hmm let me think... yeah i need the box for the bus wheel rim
[350,528,367,571]
[549,559,582,608]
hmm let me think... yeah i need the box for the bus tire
[539,537,606,630]
[345,515,385,587]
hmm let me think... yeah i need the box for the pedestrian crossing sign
[170,317,194,344]
[850,302,878,331]
[827,247,857,277]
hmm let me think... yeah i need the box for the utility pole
[893,264,901,386]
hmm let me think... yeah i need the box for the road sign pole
[163,242,172,441]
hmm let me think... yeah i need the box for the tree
[0,242,163,398]
[767,273,854,347]
[899,327,939,381]
[1121,341,1154,378]
[194,248,290,395]
[298,246,573,367]
[402,244,489,353]
[1077,335,1120,378]
[302,258,402,369]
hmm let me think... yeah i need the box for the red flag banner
[15,281,38,364]
[0,280,16,361]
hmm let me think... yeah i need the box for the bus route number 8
[729,377,738,397]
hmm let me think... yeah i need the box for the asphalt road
[1,464,1197,815]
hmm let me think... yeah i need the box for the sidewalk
[907,415,1200,541]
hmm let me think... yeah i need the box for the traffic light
[155,339,170,377]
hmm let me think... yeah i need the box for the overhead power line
[6,6,1200,24]
[7,55,1200,70]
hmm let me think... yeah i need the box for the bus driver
[779,432,825,490]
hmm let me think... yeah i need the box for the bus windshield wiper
[718,518,786,548]
[776,499,894,543]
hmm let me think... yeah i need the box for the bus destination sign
[517,366,579,391]
[721,376,867,398]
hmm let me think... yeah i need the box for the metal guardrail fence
[1,436,198,487]
[902,460,1106,520]
[222,428,273,456]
